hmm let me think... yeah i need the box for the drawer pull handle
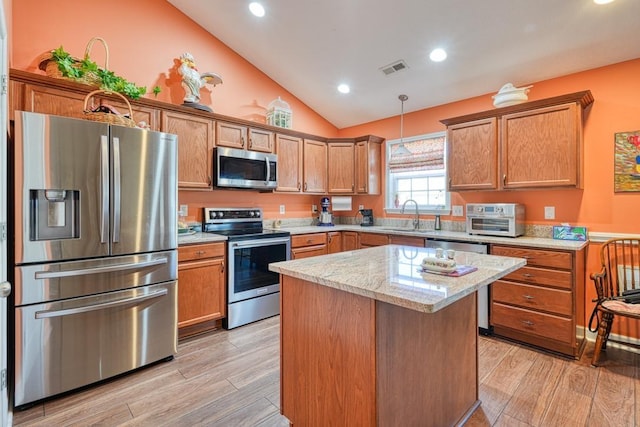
[523,273,533,278]
[523,294,535,300]
[306,239,313,244]
[521,320,535,326]
[195,250,206,256]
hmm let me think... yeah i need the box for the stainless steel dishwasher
[424,239,491,335]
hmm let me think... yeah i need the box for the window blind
[388,136,445,173]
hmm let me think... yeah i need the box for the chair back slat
[601,238,640,297]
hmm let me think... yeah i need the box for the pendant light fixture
[395,94,411,155]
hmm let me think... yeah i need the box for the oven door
[466,216,516,237]
[215,147,277,190]
[227,236,291,303]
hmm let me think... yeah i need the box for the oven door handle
[34,289,169,319]
[34,258,168,280]
[230,237,291,249]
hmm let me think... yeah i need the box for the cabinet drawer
[359,233,389,247]
[492,302,573,344]
[492,280,572,316]
[492,246,572,270]
[388,235,425,247]
[292,233,327,248]
[178,242,225,261]
[292,245,327,259]
[501,266,573,289]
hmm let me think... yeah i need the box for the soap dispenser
[434,214,441,231]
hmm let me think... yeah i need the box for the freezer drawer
[14,281,177,407]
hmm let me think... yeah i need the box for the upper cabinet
[327,141,355,193]
[162,111,215,190]
[441,91,593,191]
[355,136,383,195]
[276,134,303,192]
[303,139,327,193]
[216,121,274,153]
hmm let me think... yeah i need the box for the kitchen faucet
[401,199,420,230]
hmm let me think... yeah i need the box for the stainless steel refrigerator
[12,111,178,408]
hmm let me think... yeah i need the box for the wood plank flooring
[13,316,640,426]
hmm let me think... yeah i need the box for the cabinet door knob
[249,138,253,148]
[297,182,301,191]
[503,174,507,186]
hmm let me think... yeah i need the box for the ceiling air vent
[380,60,408,76]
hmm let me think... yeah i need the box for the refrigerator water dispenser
[30,189,80,240]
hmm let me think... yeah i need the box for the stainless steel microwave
[466,203,525,237]
[214,147,277,190]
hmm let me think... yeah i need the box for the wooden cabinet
[161,111,215,190]
[303,139,327,193]
[327,231,342,253]
[359,233,389,248]
[216,121,274,153]
[355,136,383,194]
[501,103,581,189]
[276,134,303,192]
[342,231,359,251]
[178,242,226,338]
[441,91,593,191]
[446,118,498,191]
[291,233,328,259]
[490,245,585,358]
[388,235,425,247]
[327,141,355,193]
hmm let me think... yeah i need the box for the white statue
[178,52,223,111]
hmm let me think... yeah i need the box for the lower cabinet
[177,242,226,338]
[359,233,389,248]
[342,231,359,251]
[388,235,425,247]
[327,231,342,253]
[490,245,585,358]
[291,233,328,259]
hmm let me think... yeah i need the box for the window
[385,132,449,214]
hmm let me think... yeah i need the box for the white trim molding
[589,231,640,243]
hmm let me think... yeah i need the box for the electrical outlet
[358,204,364,210]
[312,204,318,213]
[452,205,464,217]
[544,206,555,220]
[179,204,188,216]
[280,205,286,214]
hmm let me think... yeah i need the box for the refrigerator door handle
[34,258,168,280]
[34,289,169,319]
[112,136,121,243]
[100,135,109,243]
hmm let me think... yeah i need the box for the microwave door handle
[112,137,121,243]
[100,135,109,243]
[265,155,270,184]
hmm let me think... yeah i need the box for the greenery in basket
[51,46,148,99]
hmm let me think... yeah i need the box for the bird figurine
[178,52,223,112]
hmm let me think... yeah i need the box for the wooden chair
[590,237,640,366]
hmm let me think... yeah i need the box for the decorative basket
[37,37,109,86]
[83,90,137,128]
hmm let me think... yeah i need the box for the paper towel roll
[331,196,352,211]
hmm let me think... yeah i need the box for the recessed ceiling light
[429,48,447,62]
[249,2,265,17]
[593,0,614,4]
[337,84,350,94]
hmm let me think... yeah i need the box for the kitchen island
[269,245,526,426]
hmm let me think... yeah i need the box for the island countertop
[269,244,526,313]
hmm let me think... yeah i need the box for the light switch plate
[312,204,318,213]
[544,206,555,220]
[452,205,464,217]
[179,204,188,216]
[280,205,286,214]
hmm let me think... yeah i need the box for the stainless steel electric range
[203,207,291,329]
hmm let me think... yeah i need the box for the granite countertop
[269,245,526,313]
[177,231,227,245]
[271,225,588,251]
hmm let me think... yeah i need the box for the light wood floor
[13,316,640,426]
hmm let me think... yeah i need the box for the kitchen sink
[381,228,433,234]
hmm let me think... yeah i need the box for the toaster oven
[466,203,525,237]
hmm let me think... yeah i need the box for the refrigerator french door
[0,1,11,424]
[12,112,178,408]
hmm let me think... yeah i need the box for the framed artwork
[614,131,640,192]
